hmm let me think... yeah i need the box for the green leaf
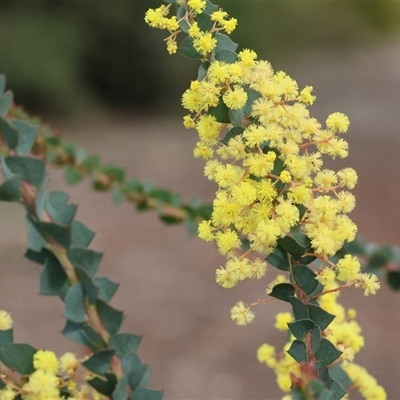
[6,156,44,188]
[0,176,21,202]
[130,388,163,400]
[36,222,71,248]
[82,349,115,376]
[40,256,69,297]
[308,304,335,331]
[0,343,36,374]
[76,267,99,304]
[97,300,124,335]
[46,191,77,225]
[195,204,213,220]
[289,296,309,320]
[221,126,244,145]
[197,61,210,81]
[312,325,322,354]
[0,75,5,95]
[330,365,353,391]
[88,373,117,396]
[71,220,95,247]
[179,36,203,59]
[110,334,141,358]
[0,91,13,117]
[62,321,106,351]
[268,283,295,302]
[197,12,213,31]
[0,330,13,348]
[387,271,400,290]
[103,164,125,183]
[288,319,314,340]
[266,246,290,271]
[26,215,47,252]
[95,277,119,302]
[122,354,146,390]
[319,366,333,387]
[228,107,245,127]
[113,374,129,400]
[295,265,319,295]
[215,50,237,64]
[0,116,18,150]
[287,340,307,363]
[67,248,103,276]
[278,236,306,261]
[208,96,230,123]
[243,89,262,115]
[112,185,125,205]
[204,0,218,15]
[35,179,49,220]
[63,283,86,323]
[213,33,238,54]
[184,218,198,237]
[65,166,83,185]
[81,155,100,170]
[329,379,346,400]
[315,339,342,367]
[24,248,52,265]
[366,245,393,269]
[177,7,189,33]
[13,120,38,155]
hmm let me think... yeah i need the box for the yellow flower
[188,0,206,13]
[257,343,276,368]
[230,301,255,325]
[326,112,350,133]
[60,352,80,375]
[222,86,248,110]
[336,254,360,282]
[33,350,59,374]
[193,32,217,55]
[0,310,13,330]
[274,312,293,331]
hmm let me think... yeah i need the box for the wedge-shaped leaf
[221,126,244,145]
[36,222,71,248]
[315,339,342,367]
[179,36,203,59]
[197,12,213,31]
[309,380,334,400]
[26,215,46,252]
[308,304,335,331]
[24,248,52,265]
[268,283,295,302]
[287,340,306,363]
[6,156,44,188]
[40,256,68,297]
[204,0,218,14]
[88,373,117,396]
[329,365,353,391]
[289,296,309,320]
[130,388,163,400]
[46,191,77,225]
[197,61,210,81]
[229,107,245,127]
[68,248,102,276]
[62,321,106,351]
[312,325,322,354]
[295,265,319,295]
[278,236,305,261]
[14,120,38,155]
[1,155,13,180]
[82,154,100,170]
[288,319,314,340]
[215,50,237,64]
[97,299,124,335]
[76,267,98,304]
[319,366,333,387]
[112,374,129,400]
[0,330,13,348]
[266,246,290,271]
[65,166,83,185]
[0,90,13,117]
[122,354,146,390]
[0,116,18,150]
[103,164,125,183]
[208,96,230,123]
[63,284,86,323]
[95,277,119,302]
[307,282,324,300]
[177,7,189,33]
[329,379,346,400]
[71,220,95,247]
[0,343,36,374]
[110,334,141,358]
[0,176,21,202]
[82,349,115,376]
[243,89,262,115]
[214,33,238,54]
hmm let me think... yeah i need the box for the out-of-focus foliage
[0,1,399,117]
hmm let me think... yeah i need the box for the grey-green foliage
[0,75,162,399]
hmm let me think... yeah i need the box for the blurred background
[1,1,400,399]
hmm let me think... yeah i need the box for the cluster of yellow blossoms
[257,286,386,399]
[0,311,104,400]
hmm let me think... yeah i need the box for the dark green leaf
[366,246,393,269]
[228,107,245,127]
[36,222,71,248]
[341,237,365,256]
[197,61,210,81]
[95,277,119,302]
[6,156,44,188]
[63,283,86,323]
[213,33,238,54]
[295,265,319,295]
[0,75,5,95]
[312,325,322,354]
[215,50,237,63]
[82,349,115,376]
[288,319,314,340]
[0,91,13,117]
[24,248,52,265]
[0,116,18,150]
[76,267,99,304]
[287,340,307,363]
[46,191,77,225]
[26,215,46,252]
[289,296,309,320]
[387,271,400,290]
[179,36,203,59]
[315,339,342,367]
[40,256,69,297]
[130,388,163,400]
[208,97,230,123]
[13,120,38,155]
[67,248,103,276]
[0,330,13,348]
[177,7,189,33]
[112,374,129,400]
[221,126,244,145]
[197,12,213,31]
[269,283,295,302]
[308,304,335,331]
[195,204,213,220]
[110,334,141,358]
[330,365,353,391]
[88,373,117,396]
[319,366,333,386]
[71,220,95,247]
[81,155,100,170]
[329,379,346,400]
[97,300,124,335]
[62,321,106,351]
[204,0,218,14]
[0,343,36,374]
[243,89,262,115]
[65,166,83,185]
[266,246,290,271]
[0,176,21,202]
[278,236,305,261]
[103,164,124,183]
[122,354,146,390]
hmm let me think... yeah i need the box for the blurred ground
[1,36,400,399]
